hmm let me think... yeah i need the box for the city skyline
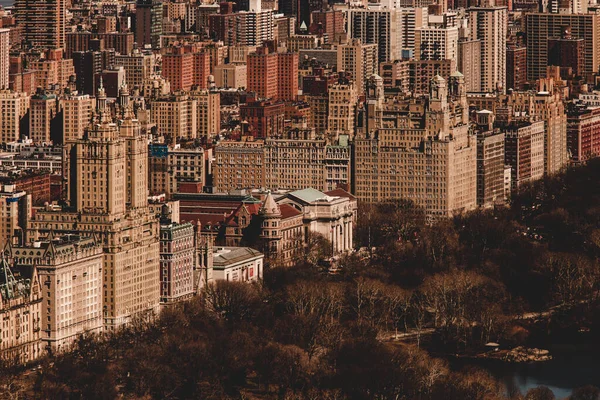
[0,0,599,397]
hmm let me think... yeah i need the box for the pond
[451,343,600,399]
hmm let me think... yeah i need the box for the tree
[254,342,306,395]
[0,355,26,400]
[546,253,597,305]
[301,232,333,269]
[203,280,261,323]
[525,386,556,400]
[570,385,600,400]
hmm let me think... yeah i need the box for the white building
[277,188,357,255]
[212,247,264,283]
[415,13,459,62]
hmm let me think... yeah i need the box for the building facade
[9,235,104,352]
[0,257,42,362]
[159,209,195,304]
[468,6,507,92]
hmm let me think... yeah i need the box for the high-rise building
[29,88,161,329]
[14,0,65,49]
[327,80,358,138]
[0,29,9,90]
[213,125,351,193]
[9,235,104,352]
[409,59,456,96]
[468,6,507,92]
[213,63,247,89]
[190,89,221,140]
[151,93,198,141]
[162,44,211,92]
[29,90,58,144]
[213,138,266,192]
[380,60,411,94]
[309,9,345,43]
[0,257,42,362]
[28,49,75,90]
[474,111,506,208]
[458,37,481,92]
[247,45,298,101]
[337,39,378,95]
[159,207,195,304]
[265,123,351,192]
[239,100,285,139]
[9,56,37,95]
[62,93,94,143]
[65,31,135,59]
[149,145,206,196]
[502,76,568,174]
[354,74,477,219]
[115,50,157,90]
[506,41,527,91]
[525,13,600,82]
[0,90,29,143]
[398,7,428,56]
[415,18,459,61]
[72,45,116,96]
[567,106,600,164]
[209,5,274,47]
[135,0,163,48]
[345,7,401,63]
[547,26,585,78]
[503,120,545,189]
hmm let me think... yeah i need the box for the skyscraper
[0,91,29,143]
[458,38,481,92]
[336,39,378,95]
[506,40,526,90]
[415,20,459,62]
[29,86,161,329]
[135,0,163,48]
[15,0,65,49]
[0,29,9,90]
[468,6,507,92]
[345,7,402,63]
[247,45,298,101]
[525,13,600,82]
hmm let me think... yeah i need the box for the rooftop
[288,188,337,204]
[213,247,263,267]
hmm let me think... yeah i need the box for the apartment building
[0,91,29,143]
[503,120,545,189]
[62,93,94,143]
[29,92,160,329]
[159,208,195,304]
[9,235,104,352]
[525,13,600,82]
[336,39,378,95]
[354,74,477,219]
[468,6,507,92]
[345,7,401,63]
[0,257,43,362]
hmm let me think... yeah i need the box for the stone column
[348,218,353,250]
[344,220,349,251]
